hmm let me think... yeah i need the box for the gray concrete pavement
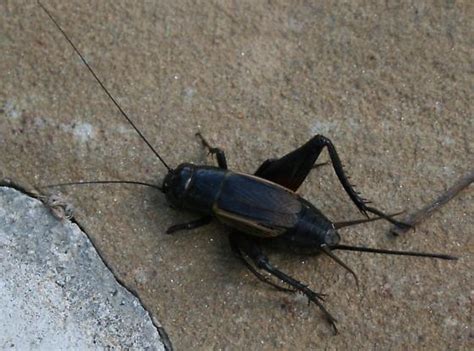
[0,186,165,350]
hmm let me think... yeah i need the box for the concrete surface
[1,0,472,350]
[0,186,165,350]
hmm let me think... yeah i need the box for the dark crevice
[0,179,40,198]
[0,179,174,351]
[70,219,174,351]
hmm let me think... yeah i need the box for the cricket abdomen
[275,199,339,249]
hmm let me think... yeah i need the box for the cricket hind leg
[230,233,338,334]
[255,134,408,228]
[195,132,227,169]
[229,234,295,293]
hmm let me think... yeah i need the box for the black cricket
[39,2,456,334]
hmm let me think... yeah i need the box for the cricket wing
[214,173,302,237]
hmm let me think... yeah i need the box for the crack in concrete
[0,179,174,351]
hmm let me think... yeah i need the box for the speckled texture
[0,187,164,350]
[1,1,472,350]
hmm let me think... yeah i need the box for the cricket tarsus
[37,0,171,171]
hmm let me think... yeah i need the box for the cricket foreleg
[166,216,212,234]
[195,132,228,169]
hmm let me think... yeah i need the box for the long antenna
[333,244,457,260]
[40,180,163,192]
[37,1,172,171]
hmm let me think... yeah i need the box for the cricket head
[162,163,195,208]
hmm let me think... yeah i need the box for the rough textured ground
[1,1,472,350]
[0,187,164,350]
